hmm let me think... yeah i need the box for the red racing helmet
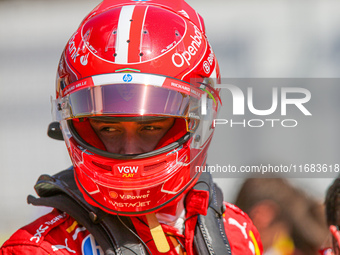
[52,0,221,216]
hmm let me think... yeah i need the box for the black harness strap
[28,168,231,255]
[191,173,232,255]
[27,168,149,255]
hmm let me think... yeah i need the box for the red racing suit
[1,201,262,255]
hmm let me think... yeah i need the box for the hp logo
[123,74,133,82]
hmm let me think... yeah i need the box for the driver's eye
[142,126,160,131]
[101,127,118,132]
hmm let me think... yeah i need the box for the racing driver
[1,0,263,254]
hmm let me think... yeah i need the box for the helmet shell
[54,0,221,215]
[56,1,219,98]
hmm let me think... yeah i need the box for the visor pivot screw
[194,135,201,143]
[139,52,144,56]
[89,212,98,223]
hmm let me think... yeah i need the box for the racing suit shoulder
[0,204,263,255]
[0,209,90,255]
[223,202,263,255]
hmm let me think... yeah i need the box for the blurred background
[1,0,340,250]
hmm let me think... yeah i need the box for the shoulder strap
[28,169,231,255]
[192,172,232,255]
[27,167,149,255]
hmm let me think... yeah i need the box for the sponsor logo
[190,87,202,97]
[109,191,118,199]
[109,191,150,200]
[119,192,150,200]
[170,82,190,92]
[110,200,151,208]
[51,238,76,253]
[123,74,133,82]
[203,51,214,74]
[44,214,65,226]
[228,218,248,239]
[172,25,203,67]
[82,234,104,255]
[80,53,89,66]
[63,80,89,96]
[30,225,49,243]
[203,61,210,73]
[118,166,139,173]
[207,51,214,65]
[117,166,138,177]
[75,80,87,89]
[63,85,75,96]
[30,213,66,243]
[68,32,80,63]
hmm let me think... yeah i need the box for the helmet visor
[52,73,208,132]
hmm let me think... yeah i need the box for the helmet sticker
[123,73,133,82]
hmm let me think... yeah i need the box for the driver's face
[89,118,175,154]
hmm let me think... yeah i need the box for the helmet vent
[92,161,112,171]
[143,161,167,174]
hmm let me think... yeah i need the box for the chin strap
[27,167,231,255]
